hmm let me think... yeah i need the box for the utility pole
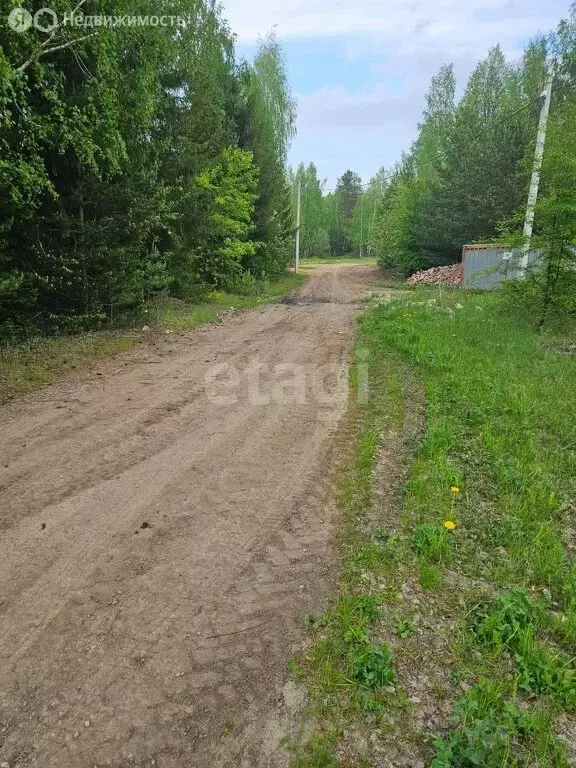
[520,68,554,274]
[295,180,301,273]
[359,193,364,259]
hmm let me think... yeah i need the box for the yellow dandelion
[443,520,456,531]
[450,486,460,493]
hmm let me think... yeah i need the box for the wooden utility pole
[520,69,554,274]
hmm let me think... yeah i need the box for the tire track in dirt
[0,265,385,768]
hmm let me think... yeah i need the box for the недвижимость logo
[7,7,33,32]
[32,7,58,32]
[8,7,59,33]
[6,7,190,31]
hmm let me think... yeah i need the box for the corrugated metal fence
[462,244,541,290]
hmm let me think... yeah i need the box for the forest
[3,2,576,341]
[294,4,576,319]
[0,0,295,339]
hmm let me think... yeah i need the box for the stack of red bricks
[407,263,462,286]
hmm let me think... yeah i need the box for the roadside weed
[286,735,339,768]
[351,642,396,689]
[393,617,415,638]
[470,588,547,649]
[350,594,381,623]
[432,679,569,768]
[515,629,576,709]
[419,561,443,590]
[411,522,451,563]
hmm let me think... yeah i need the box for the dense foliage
[292,4,576,324]
[289,42,548,265]
[368,6,576,294]
[370,43,547,274]
[0,2,296,338]
[289,165,387,259]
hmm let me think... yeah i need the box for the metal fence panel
[462,245,540,290]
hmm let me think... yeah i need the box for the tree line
[294,38,550,269]
[370,4,576,322]
[370,42,547,274]
[288,164,389,259]
[295,5,576,324]
[0,1,295,338]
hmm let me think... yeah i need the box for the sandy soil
[0,264,384,768]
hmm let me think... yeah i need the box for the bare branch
[16,0,93,73]
[34,0,88,54]
[16,32,97,74]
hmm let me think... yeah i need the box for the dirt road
[0,264,383,768]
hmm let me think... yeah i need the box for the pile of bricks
[407,263,462,286]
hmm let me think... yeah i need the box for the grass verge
[0,334,136,404]
[161,273,306,331]
[0,272,307,403]
[291,287,576,766]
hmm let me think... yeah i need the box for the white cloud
[223,0,562,46]
[296,85,423,130]
[290,84,424,185]
[222,0,568,183]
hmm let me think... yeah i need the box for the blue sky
[224,0,570,188]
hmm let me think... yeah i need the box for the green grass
[431,678,569,768]
[162,273,307,330]
[0,333,136,403]
[366,288,576,595]
[286,735,340,768]
[289,321,410,765]
[292,287,576,766]
[0,272,307,403]
[366,289,576,764]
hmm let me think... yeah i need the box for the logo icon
[33,7,58,32]
[8,7,32,32]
